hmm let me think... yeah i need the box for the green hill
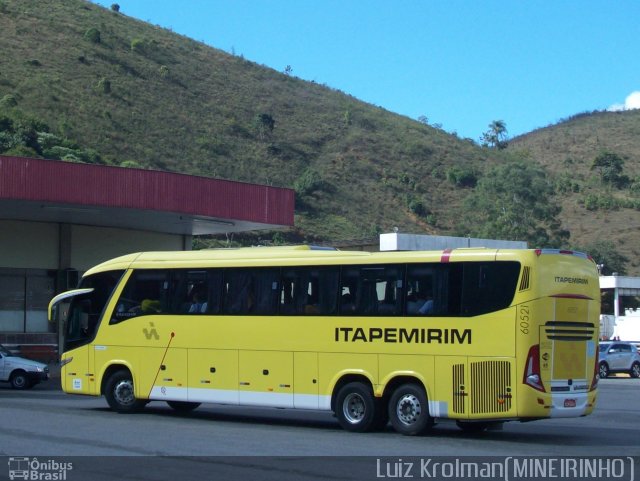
[1,0,639,273]
[508,110,640,273]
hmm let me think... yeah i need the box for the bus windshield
[58,270,124,351]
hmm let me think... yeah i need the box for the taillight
[590,347,599,391]
[523,344,545,392]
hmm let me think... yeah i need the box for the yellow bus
[49,246,600,435]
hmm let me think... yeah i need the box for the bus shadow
[89,404,638,447]
[92,403,343,431]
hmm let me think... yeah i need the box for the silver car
[0,344,49,389]
[598,341,640,378]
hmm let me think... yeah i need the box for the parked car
[0,344,49,389]
[598,341,640,378]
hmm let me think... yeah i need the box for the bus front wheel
[388,384,432,436]
[104,370,146,413]
[335,382,377,432]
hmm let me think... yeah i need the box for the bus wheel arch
[103,366,146,413]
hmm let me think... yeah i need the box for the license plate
[564,399,576,408]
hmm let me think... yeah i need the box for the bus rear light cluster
[534,249,592,261]
[523,344,546,392]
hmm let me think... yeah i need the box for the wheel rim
[632,364,640,377]
[342,392,366,424]
[396,393,422,426]
[13,375,27,388]
[599,364,608,378]
[113,379,136,406]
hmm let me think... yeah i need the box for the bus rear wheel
[167,401,201,412]
[335,382,377,432]
[388,384,432,436]
[104,370,146,413]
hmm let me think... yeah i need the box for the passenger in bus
[188,291,208,313]
[406,291,433,315]
[141,299,161,314]
[418,293,434,315]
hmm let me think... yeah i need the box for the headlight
[35,366,44,372]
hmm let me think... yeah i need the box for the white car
[598,341,640,378]
[0,344,49,389]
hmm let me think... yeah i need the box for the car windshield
[0,344,13,356]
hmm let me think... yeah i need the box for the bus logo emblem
[143,322,159,340]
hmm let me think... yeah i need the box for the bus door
[539,297,597,401]
[52,291,96,394]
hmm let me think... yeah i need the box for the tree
[458,160,568,247]
[574,240,628,276]
[591,151,628,188]
[84,28,101,44]
[110,3,120,12]
[480,120,508,149]
[254,113,275,140]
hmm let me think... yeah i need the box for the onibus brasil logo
[8,457,73,480]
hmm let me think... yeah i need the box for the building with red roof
[0,155,294,357]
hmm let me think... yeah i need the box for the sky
[93,1,640,141]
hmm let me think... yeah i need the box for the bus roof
[81,246,594,276]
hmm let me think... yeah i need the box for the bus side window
[460,262,520,316]
[340,267,359,315]
[280,268,312,315]
[222,269,252,315]
[316,267,339,315]
[252,269,279,315]
[111,270,169,323]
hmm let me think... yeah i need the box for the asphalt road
[1,376,638,480]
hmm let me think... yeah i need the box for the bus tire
[630,362,640,378]
[335,382,377,432]
[167,401,201,412]
[598,362,610,379]
[104,370,146,413]
[388,383,432,436]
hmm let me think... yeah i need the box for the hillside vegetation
[1,0,639,273]
[509,110,640,273]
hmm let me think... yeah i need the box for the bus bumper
[549,390,597,418]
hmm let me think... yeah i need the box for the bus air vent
[452,363,465,414]
[519,266,531,291]
[544,321,595,341]
[470,360,512,414]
